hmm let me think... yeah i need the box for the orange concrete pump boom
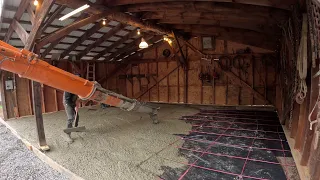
[0,41,159,123]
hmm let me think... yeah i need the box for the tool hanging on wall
[296,14,308,104]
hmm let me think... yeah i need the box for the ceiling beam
[25,0,55,50]
[26,5,35,25]
[12,19,29,45]
[166,20,280,35]
[105,0,294,10]
[105,35,154,61]
[121,38,164,62]
[1,19,126,39]
[125,2,288,17]
[76,23,126,60]
[55,0,174,36]
[37,12,110,48]
[38,5,66,37]
[179,25,277,50]
[60,22,104,59]
[93,29,138,60]
[4,0,30,43]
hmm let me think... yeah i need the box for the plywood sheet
[150,86,158,102]
[227,85,239,105]
[188,61,201,86]
[202,86,213,105]
[158,62,168,86]
[215,85,226,105]
[188,86,201,104]
[159,86,168,102]
[57,90,64,111]
[43,85,57,113]
[168,61,178,86]
[15,76,32,116]
[169,86,178,103]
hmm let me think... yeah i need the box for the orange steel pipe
[0,41,159,123]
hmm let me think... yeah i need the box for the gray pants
[64,103,79,129]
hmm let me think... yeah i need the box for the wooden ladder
[86,62,96,81]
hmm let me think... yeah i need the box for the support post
[24,0,54,151]
[32,80,48,150]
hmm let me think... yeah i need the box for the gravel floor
[0,123,68,180]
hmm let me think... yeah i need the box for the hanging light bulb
[163,35,168,41]
[102,19,106,25]
[139,38,148,49]
[137,28,141,35]
[33,0,39,6]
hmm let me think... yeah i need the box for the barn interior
[0,0,319,179]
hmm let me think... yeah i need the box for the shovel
[63,105,86,133]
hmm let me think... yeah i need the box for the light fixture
[139,38,148,49]
[137,28,141,35]
[59,4,90,21]
[163,35,168,41]
[33,0,39,6]
[102,19,106,25]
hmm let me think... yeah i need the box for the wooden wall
[107,38,278,106]
[1,37,278,120]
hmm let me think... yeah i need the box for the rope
[296,14,308,104]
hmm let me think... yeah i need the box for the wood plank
[32,81,47,147]
[77,23,125,60]
[295,89,310,150]
[12,19,29,45]
[60,22,103,59]
[290,102,300,138]
[0,72,8,120]
[26,5,35,25]
[107,0,292,9]
[55,0,174,36]
[38,12,110,48]
[4,0,30,42]
[220,69,269,104]
[25,0,55,50]
[37,5,66,37]
[134,63,180,99]
[301,61,319,165]
[93,27,137,60]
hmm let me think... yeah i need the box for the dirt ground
[6,104,199,180]
[0,123,68,180]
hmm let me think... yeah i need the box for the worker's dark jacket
[63,92,77,107]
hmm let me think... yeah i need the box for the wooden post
[0,71,8,120]
[32,81,48,150]
[290,102,301,138]
[24,0,54,151]
[294,87,311,150]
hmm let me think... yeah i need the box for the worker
[63,91,79,131]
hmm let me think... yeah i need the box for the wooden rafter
[12,19,29,45]
[25,0,55,50]
[37,12,110,48]
[41,38,63,57]
[37,5,66,37]
[93,29,138,60]
[105,35,154,61]
[120,38,165,62]
[76,23,125,60]
[127,2,288,18]
[4,0,30,43]
[105,0,294,10]
[26,5,35,25]
[176,25,277,50]
[113,36,161,62]
[60,22,103,59]
[55,0,174,36]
